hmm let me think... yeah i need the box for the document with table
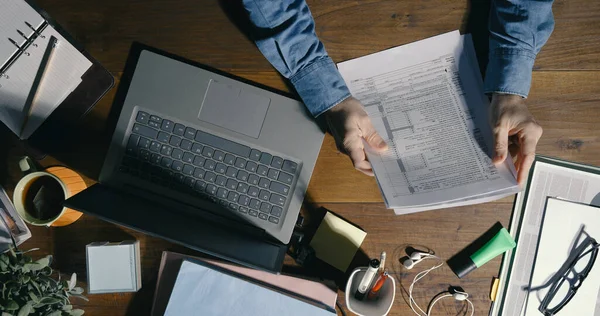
[337,30,519,214]
[0,0,92,139]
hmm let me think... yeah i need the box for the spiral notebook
[0,0,92,139]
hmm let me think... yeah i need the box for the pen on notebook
[20,36,57,137]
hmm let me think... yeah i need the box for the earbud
[452,291,469,301]
[403,251,433,269]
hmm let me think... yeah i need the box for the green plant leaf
[67,274,76,291]
[68,309,84,316]
[3,312,15,316]
[61,305,72,311]
[17,302,33,316]
[45,311,61,316]
[33,297,61,308]
[28,292,39,303]
[69,288,83,295]
[5,300,18,310]
[35,256,51,268]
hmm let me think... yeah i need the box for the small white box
[86,240,142,294]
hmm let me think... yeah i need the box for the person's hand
[490,93,543,186]
[325,97,388,176]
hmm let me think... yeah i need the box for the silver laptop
[99,48,324,244]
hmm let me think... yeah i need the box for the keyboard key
[173,124,185,136]
[206,184,217,195]
[171,148,183,160]
[169,135,181,147]
[195,130,251,157]
[191,143,203,154]
[195,180,206,191]
[245,161,257,173]
[224,154,235,165]
[171,161,183,172]
[236,170,248,182]
[248,186,259,197]
[160,145,173,156]
[257,165,268,176]
[182,152,194,163]
[133,124,158,139]
[237,182,249,193]
[267,168,279,180]
[277,172,293,185]
[219,200,228,207]
[229,203,239,211]
[271,156,284,169]
[205,172,216,183]
[282,160,298,174]
[226,179,238,190]
[270,206,283,217]
[157,132,170,143]
[193,155,205,167]
[259,202,271,213]
[239,206,248,213]
[140,150,150,161]
[259,177,270,189]
[161,119,174,132]
[259,190,270,201]
[184,177,195,188]
[269,182,290,195]
[202,147,214,158]
[238,195,250,206]
[250,149,261,161]
[126,135,139,156]
[194,168,205,179]
[138,137,150,149]
[268,216,279,224]
[180,139,192,151]
[204,160,216,170]
[136,111,149,123]
[150,153,161,164]
[215,175,227,186]
[215,163,227,174]
[149,115,162,124]
[175,173,185,183]
[248,210,258,217]
[234,157,246,169]
[258,212,269,220]
[227,191,239,202]
[148,121,160,129]
[182,164,194,175]
[214,150,225,161]
[160,157,172,168]
[269,194,286,207]
[248,175,259,186]
[226,167,238,178]
[259,153,272,165]
[185,127,196,139]
[217,188,228,199]
[249,199,261,209]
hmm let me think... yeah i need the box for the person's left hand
[490,93,543,186]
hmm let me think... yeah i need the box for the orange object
[367,271,389,300]
[45,166,86,227]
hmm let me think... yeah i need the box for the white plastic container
[345,267,396,316]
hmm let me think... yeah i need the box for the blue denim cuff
[290,56,351,117]
[484,48,537,98]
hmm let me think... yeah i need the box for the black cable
[336,300,346,316]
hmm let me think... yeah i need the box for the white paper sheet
[0,185,31,253]
[337,31,519,213]
[524,198,600,316]
[164,260,335,316]
[0,1,92,139]
[0,0,45,67]
[493,158,600,316]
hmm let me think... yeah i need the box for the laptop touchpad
[199,79,270,139]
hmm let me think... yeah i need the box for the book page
[0,24,91,138]
[0,0,45,67]
[338,31,518,211]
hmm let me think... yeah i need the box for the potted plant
[0,245,86,316]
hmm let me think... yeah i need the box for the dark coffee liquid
[23,176,65,220]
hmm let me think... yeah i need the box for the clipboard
[3,0,114,154]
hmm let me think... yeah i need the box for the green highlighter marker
[450,228,516,278]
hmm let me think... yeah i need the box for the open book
[337,31,520,214]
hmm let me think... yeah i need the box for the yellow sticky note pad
[309,212,367,272]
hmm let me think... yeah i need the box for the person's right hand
[325,97,388,176]
[490,93,543,186]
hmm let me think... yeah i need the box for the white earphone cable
[427,293,474,316]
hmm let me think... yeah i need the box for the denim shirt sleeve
[484,0,555,98]
[242,0,351,117]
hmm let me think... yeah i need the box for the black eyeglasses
[538,237,600,316]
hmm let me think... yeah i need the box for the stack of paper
[338,31,519,214]
[0,185,31,253]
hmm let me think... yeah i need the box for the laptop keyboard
[117,110,299,225]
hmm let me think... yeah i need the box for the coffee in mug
[22,175,66,221]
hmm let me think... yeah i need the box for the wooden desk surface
[1,0,599,315]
